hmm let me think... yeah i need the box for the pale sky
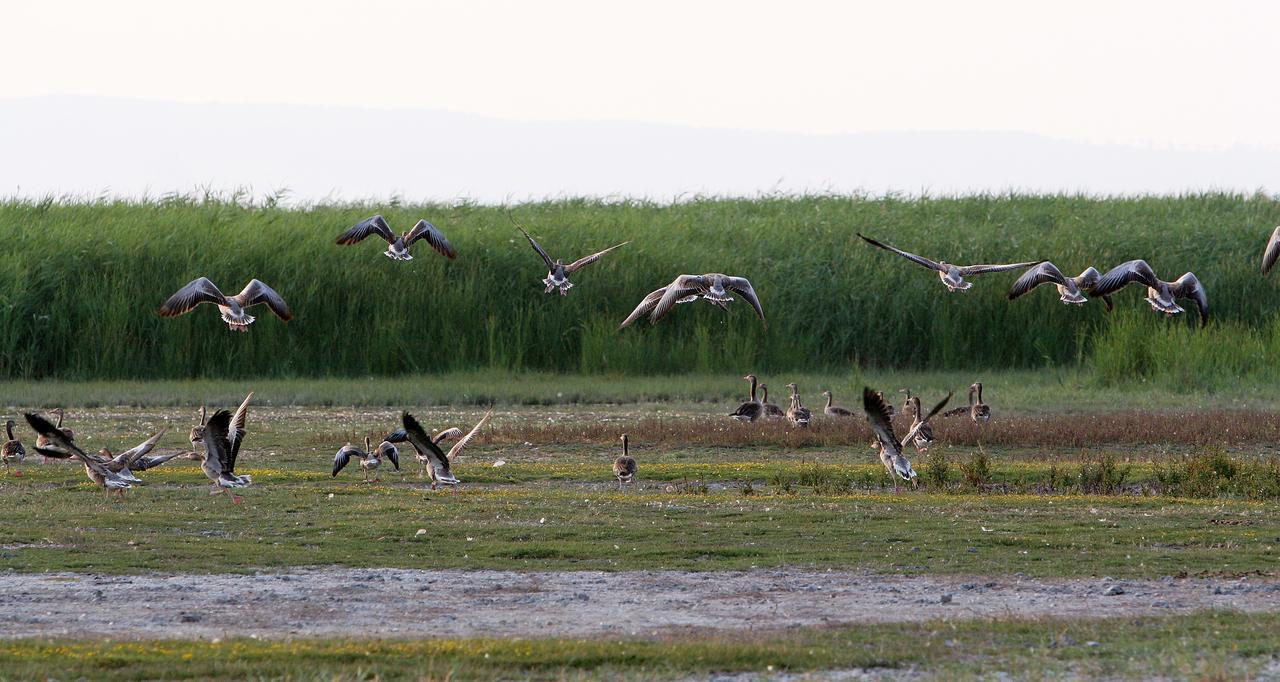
[5,0,1278,150]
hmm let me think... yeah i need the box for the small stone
[940,594,953,604]
[1103,585,1124,596]
[1152,600,1171,608]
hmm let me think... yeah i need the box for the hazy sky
[6,0,1277,149]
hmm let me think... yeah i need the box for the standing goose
[785,383,812,428]
[858,234,1041,292]
[729,374,764,422]
[25,413,134,500]
[1090,260,1209,326]
[199,394,254,503]
[189,406,208,446]
[2,419,25,469]
[613,434,637,490]
[1262,226,1280,274]
[1007,262,1110,307]
[863,388,951,492]
[335,214,457,261]
[944,383,991,422]
[510,214,628,295]
[821,391,855,417]
[332,436,399,482]
[158,278,293,332]
[759,384,785,418]
[905,396,940,452]
[399,412,460,491]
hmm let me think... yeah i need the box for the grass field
[4,194,1280,383]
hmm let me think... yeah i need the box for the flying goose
[510,214,627,295]
[1007,262,1110,307]
[158,278,293,332]
[858,234,1041,292]
[785,383,811,428]
[821,391,855,417]
[863,388,951,492]
[199,394,254,503]
[399,412,460,491]
[729,374,764,422]
[25,412,134,500]
[613,434,637,490]
[92,429,168,483]
[759,384,785,418]
[1090,260,1209,326]
[1263,226,1280,274]
[652,274,766,326]
[332,436,399,482]
[2,419,25,469]
[335,214,457,261]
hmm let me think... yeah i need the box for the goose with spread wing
[158,278,293,332]
[199,394,254,503]
[332,436,399,482]
[510,214,627,295]
[25,413,134,500]
[1090,260,1208,326]
[1262,226,1280,274]
[858,234,1040,292]
[388,408,492,478]
[1007,262,1110,307]
[93,429,168,483]
[864,388,951,492]
[621,274,766,328]
[399,412,461,491]
[335,214,457,261]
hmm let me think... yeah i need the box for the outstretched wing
[158,277,228,317]
[1170,273,1209,327]
[1091,259,1161,298]
[857,234,943,272]
[861,387,900,451]
[1263,226,1280,274]
[725,276,766,326]
[132,451,190,471]
[565,242,629,273]
[650,275,706,323]
[447,408,493,460]
[1007,262,1066,300]
[401,412,452,479]
[1072,267,1102,292]
[117,429,167,467]
[226,392,253,473]
[336,215,396,246]
[23,413,105,475]
[958,260,1043,276]
[510,214,555,270]
[901,392,953,448]
[233,281,293,321]
[618,287,668,329]
[332,444,359,476]
[404,219,458,260]
[376,441,400,470]
[203,409,234,477]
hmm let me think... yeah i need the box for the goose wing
[958,260,1043,276]
[401,412,453,480]
[1170,273,1209,326]
[619,287,668,329]
[404,219,458,259]
[202,409,234,477]
[433,427,464,444]
[725,276,766,325]
[226,392,253,474]
[1072,267,1102,291]
[510,216,555,270]
[232,281,293,321]
[565,241,629,273]
[1091,259,1161,297]
[900,392,953,449]
[1007,261,1066,300]
[861,387,900,452]
[650,275,707,323]
[132,450,191,471]
[158,277,228,317]
[447,408,493,460]
[376,441,400,470]
[117,429,168,467]
[332,443,361,476]
[336,215,396,246]
[1263,226,1280,274]
[857,234,943,272]
[24,413,115,479]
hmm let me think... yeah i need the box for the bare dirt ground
[1,568,1278,640]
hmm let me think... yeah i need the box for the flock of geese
[10,221,1280,498]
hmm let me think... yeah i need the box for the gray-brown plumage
[199,394,254,503]
[1263,226,1280,274]
[25,412,134,500]
[864,388,951,492]
[332,436,398,482]
[34,408,73,463]
[613,434,637,490]
[759,384,785,418]
[905,396,938,452]
[399,412,459,491]
[821,391,855,417]
[1008,262,1110,308]
[335,215,457,261]
[188,405,208,450]
[729,374,764,422]
[858,233,1041,292]
[1090,260,1208,326]
[509,214,627,295]
[2,419,25,468]
[785,383,811,428]
[158,278,293,332]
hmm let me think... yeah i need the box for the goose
[189,406,207,446]
[858,234,1041,292]
[25,413,134,500]
[759,384,785,418]
[388,408,492,477]
[399,412,460,491]
[898,389,913,418]
[1007,262,1110,307]
[729,374,764,422]
[199,396,253,503]
[332,436,399,482]
[1090,260,1208,326]
[1263,226,1280,274]
[785,383,811,428]
[158,278,293,332]
[92,429,168,483]
[613,434,637,490]
[653,274,766,326]
[864,387,951,492]
[2,419,25,469]
[905,396,940,452]
[335,214,457,261]
[510,214,627,295]
[821,391,855,417]
[34,408,74,462]
[943,383,991,423]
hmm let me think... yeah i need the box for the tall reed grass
[1,193,1277,380]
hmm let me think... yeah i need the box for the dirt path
[1,569,1277,640]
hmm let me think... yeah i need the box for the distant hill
[2,95,1277,202]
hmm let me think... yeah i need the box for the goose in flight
[335,215,457,261]
[25,412,134,500]
[858,234,1041,292]
[613,434,637,491]
[864,387,951,492]
[158,278,293,332]
[332,436,399,482]
[619,274,766,328]
[1090,260,1209,326]
[398,412,461,491]
[1263,226,1280,274]
[1007,262,1110,308]
[510,215,628,295]
[198,395,254,503]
